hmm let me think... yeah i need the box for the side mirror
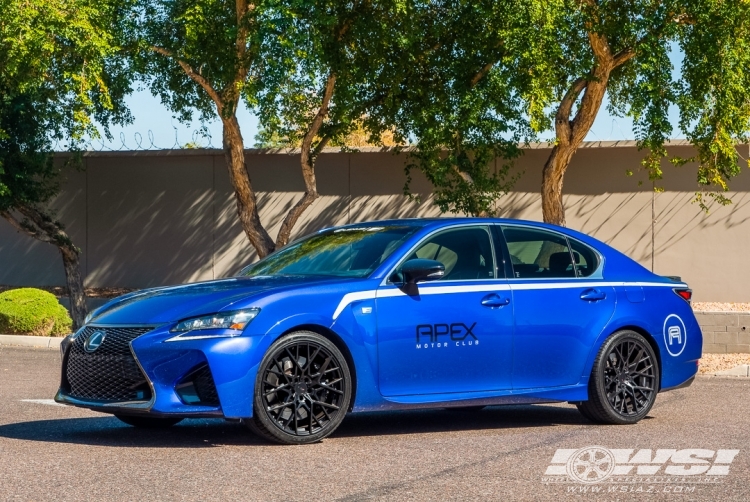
[392,259,445,285]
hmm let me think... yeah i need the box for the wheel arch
[600,324,664,390]
[281,323,358,411]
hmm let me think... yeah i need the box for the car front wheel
[247,331,352,444]
[577,330,659,425]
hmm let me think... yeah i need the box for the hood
[87,275,340,326]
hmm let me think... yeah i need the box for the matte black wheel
[577,330,659,424]
[115,414,183,428]
[247,332,352,445]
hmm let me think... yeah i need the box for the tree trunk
[275,150,319,248]
[59,244,86,329]
[1,206,88,330]
[541,144,577,226]
[275,73,336,248]
[222,116,276,258]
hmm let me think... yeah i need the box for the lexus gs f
[55,218,701,444]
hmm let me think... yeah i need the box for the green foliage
[368,1,750,214]
[253,0,401,154]
[0,0,131,211]
[130,0,257,123]
[0,288,72,336]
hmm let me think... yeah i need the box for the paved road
[1,345,748,501]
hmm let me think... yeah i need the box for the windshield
[239,225,419,278]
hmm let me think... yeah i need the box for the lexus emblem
[84,331,106,353]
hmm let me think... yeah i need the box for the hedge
[0,288,72,336]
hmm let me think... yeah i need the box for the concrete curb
[0,334,65,349]
[714,364,750,377]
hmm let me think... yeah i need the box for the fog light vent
[175,364,220,407]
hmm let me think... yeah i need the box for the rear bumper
[660,375,695,393]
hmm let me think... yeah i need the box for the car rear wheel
[577,330,659,425]
[115,414,183,428]
[247,331,352,445]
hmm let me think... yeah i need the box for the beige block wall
[1,143,749,300]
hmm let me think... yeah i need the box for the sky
[89,46,685,151]
[88,88,683,151]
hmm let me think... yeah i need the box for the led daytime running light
[171,308,260,333]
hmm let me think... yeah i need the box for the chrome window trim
[497,223,605,281]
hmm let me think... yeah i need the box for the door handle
[481,293,510,308]
[580,288,606,301]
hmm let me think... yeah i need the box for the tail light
[673,288,692,303]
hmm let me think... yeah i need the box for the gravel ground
[699,353,750,374]
[693,302,750,312]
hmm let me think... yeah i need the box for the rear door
[497,225,616,389]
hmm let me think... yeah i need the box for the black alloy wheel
[577,330,659,425]
[115,414,184,428]
[247,332,352,444]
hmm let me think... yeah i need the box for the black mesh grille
[65,326,153,402]
[192,366,220,406]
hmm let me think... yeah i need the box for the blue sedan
[55,218,701,444]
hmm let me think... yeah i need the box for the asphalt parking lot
[1,345,749,502]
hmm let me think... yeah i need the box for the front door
[377,225,513,396]
[499,225,616,389]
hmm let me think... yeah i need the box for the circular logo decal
[566,446,616,484]
[663,314,687,357]
[84,331,106,353]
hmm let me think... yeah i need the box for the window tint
[568,238,599,277]
[501,226,576,279]
[406,226,495,280]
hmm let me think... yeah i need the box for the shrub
[0,288,72,336]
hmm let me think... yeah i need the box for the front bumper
[55,324,268,418]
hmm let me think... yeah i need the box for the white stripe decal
[331,281,685,320]
[332,291,377,319]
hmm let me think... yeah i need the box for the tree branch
[470,60,496,88]
[0,210,54,244]
[555,77,588,142]
[612,47,636,68]
[150,46,224,110]
[234,1,256,91]
[300,72,337,173]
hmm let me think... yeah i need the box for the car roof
[331,217,575,234]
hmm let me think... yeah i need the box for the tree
[134,1,402,254]
[253,0,404,243]
[373,1,750,225]
[535,0,750,225]
[0,0,131,328]
[363,1,543,216]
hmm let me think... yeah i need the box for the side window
[407,226,495,280]
[501,226,576,279]
[568,238,599,277]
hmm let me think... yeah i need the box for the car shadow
[0,404,590,448]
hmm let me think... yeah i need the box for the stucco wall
[1,142,748,301]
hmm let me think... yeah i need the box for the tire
[577,330,660,425]
[115,414,183,428]
[247,331,352,445]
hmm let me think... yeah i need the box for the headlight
[166,308,260,341]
